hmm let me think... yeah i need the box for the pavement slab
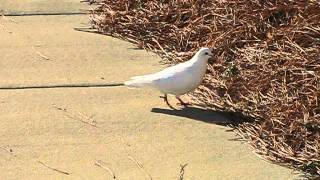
[0,2,299,180]
[0,0,86,15]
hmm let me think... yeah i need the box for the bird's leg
[159,94,176,109]
[176,96,191,107]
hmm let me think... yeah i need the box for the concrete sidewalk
[0,1,298,179]
[0,0,86,15]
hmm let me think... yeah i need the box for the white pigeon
[125,47,213,109]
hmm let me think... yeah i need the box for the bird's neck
[190,55,208,65]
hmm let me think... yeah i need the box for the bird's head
[197,47,214,62]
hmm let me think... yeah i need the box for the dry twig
[37,161,70,175]
[32,46,50,61]
[53,104,98,128]
[178,163,188,180]
[128,155,153,180]
[95,160,117,179]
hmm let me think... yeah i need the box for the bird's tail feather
[124,75,153,88]
[129,75,146,80]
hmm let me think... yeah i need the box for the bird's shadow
[151,106,250,126]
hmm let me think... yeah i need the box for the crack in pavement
[0,82,125,90]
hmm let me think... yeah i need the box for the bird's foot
[176,102,192,107]
[160,95,177,110]
[176,96,192,107]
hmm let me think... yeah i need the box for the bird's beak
[208,57,214,64]
[208,48,214,64]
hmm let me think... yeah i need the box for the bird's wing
[125,60,194,88]
[130,61,191,81]
[153,60,193,78]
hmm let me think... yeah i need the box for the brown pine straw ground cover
[83,0,320,177]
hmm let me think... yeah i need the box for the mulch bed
[83,0,320,177]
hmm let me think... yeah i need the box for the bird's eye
[205,52,208,55]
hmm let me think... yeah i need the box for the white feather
[124,48,213,95]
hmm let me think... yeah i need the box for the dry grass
[83,0,320,177]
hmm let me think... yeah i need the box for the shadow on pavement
[151,106,249,126]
